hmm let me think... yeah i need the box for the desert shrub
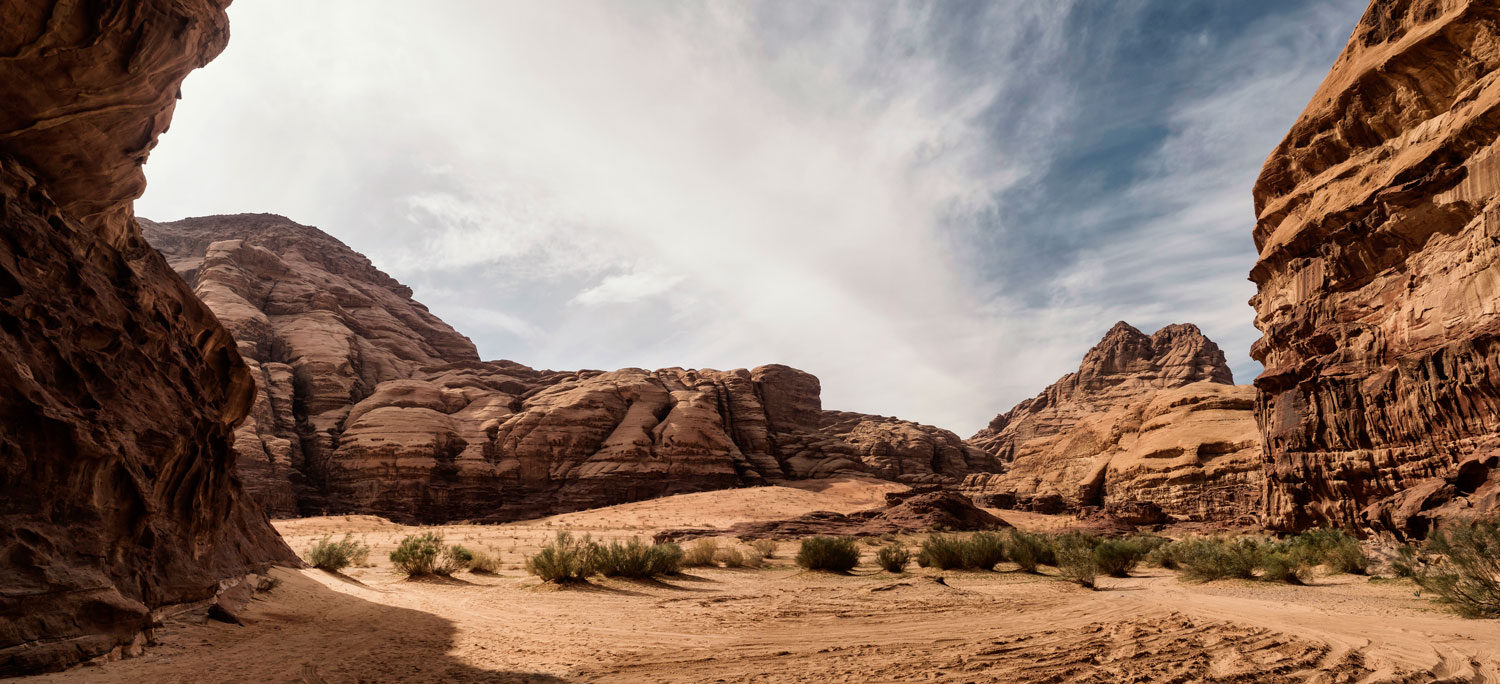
[306,533,370,572]
[918,534,968,570]
[796,536,860,572]
[749,539,778,559]
[1147,540,1184,569]
[863,536,886,546]
[648,542,685,576]
[524,532,598,583]
[390,533,440,576]
[1007,530,1049,573]
[1093,537,1149,578]
[446,545,475,572]
[964,532,1007,571]
[715,546,749,568]
[469,551,501,574]
[683,538,719,567]
[1284,528,1367,575]
[1412,518,1500,618]
[1392,544,1423,579]
[1174,536,1261,582]
[876,544,911,573]
[596,538,655,578]
[1257,544,1312,585]
[1055,535,1098,589]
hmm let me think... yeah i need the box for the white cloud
[136,0,1365,434]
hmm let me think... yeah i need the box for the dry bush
[876,544,911,573]
[468,551,501,574]
[749,539,778,559]
[796,536,860,572]
[683,539,719,567]
[715,546,749,568]
[305,533,370,572]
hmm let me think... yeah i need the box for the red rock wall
[1251,0,1500,537]
[964,322,1263,522]
[145,214,1001,523]
[0,2,296,674]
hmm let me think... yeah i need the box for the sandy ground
[22,477,1500,683]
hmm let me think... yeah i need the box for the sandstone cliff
[0,3,296,675]
[963,322,1262,522]
[145,215,999,523]
[1250,0,1500,537]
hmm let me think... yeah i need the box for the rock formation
[655,490,1011,542]
[144,215,1000,523]
[1250,0,1500,537]
[0,3,296,675]
[963,323,1263,522]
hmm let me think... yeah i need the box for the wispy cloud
[137,0,1366,434]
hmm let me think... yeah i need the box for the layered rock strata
[1250,0,1500,537]
[964,323,1263,522]
[655,490,1011,542]
[0,3,296,675]
[146,215,999,523]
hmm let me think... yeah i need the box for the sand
[21,477,1499,683]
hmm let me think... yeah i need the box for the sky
[136,0,1369,436]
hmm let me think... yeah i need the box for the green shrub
[1093,537,1149,578]
[918,534,969,570]
[447,545,475,571]
[306,533,370,572]
[592,538,687,578]
[1007,530,1049,573]
[1392,544,1422,579]
[964,532,1007,571]
[524,532,598,583]
[469,551,501,574]
[1284,529,1367,575]
[875,544,911,573]
[648,542,684,576]
[1147,540,1183,569]
[1174,536,1260,582]
[1055,535,1098,589]
[749,539,778,559]
[1412,518,1500,618]
[596,538,654,578]
[390,532,471,577]
[1258,545,1312,585]
[683,538,719,567]
[796,536,860,572]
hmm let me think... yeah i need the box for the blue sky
[136,0,1368,434]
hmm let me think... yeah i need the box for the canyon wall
[1250,0,1500,537]
[964,323,1263,522]
[145,214,999,523]
[0,2,296,675]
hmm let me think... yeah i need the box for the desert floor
[23,477,1500,683]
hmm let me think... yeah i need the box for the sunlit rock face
[1250,0,1500,538]
[146,215,1001,523]
[964,323,1263,522]
[0,2,296,675]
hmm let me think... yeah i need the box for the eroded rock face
[145,215,1000,522]
[1250,0,1500,537]
[964,323,1262,522]
[0,3,295,675]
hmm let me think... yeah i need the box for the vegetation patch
[305,533,370,572]
[796,536,861,572]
